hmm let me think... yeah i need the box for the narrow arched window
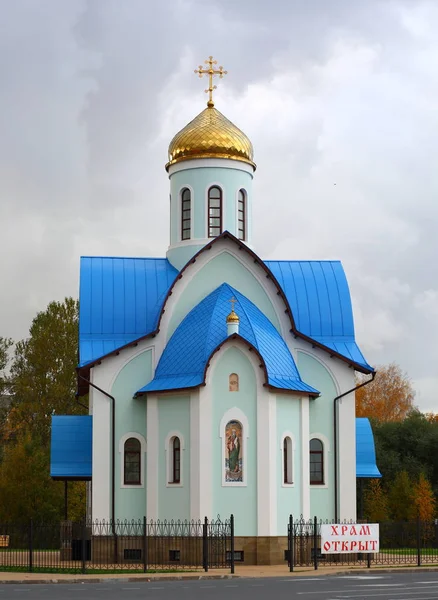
[172,436,181,483]
[208,186,222,238]
[237,189,246,241]
[310,438,324,485]
[283,436,293,484]
[181,188,191,240]
[124,438,141,485]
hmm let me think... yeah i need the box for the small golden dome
[226,310,240,324]
[166,106,255,171]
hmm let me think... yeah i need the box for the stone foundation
[61,534,319,566]
[234,536,288,565]
[91,535,204,566]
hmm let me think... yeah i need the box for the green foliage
[0,432,63,521]
[363,479,389,522]
[387,471,415,521]
[9,298,84,444]
[0,298,87,522]
[373,411,438,498]
[0,336,13,396]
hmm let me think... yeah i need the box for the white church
[51,58,380,564]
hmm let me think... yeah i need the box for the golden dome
[226,310,240,324]
[166,106,255,171]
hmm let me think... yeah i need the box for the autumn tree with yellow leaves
[356,363,415,422]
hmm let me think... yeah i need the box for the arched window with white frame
[208,186,222,237]
[166,432,184,486]
[283,435,293,485]
[310,438,324,485]
[119,432,146,488]
[124,438,141,485]
[181,188,191,240]
[237,189,246,241]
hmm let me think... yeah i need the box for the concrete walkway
[1,563,438,584]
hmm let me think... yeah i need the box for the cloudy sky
[1,0,437,410]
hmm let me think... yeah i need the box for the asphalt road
[2,572,438,599]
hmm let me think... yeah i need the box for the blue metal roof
[137,283,319,395]
[50,416,92,480]
[356,417,381,478]
[79,257,178,366]
[265,260,372,370]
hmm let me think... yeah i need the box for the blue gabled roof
[137,283,319,395]
[50,416,92,480]
[79,257,178,366]
[265,260,372,371]
[356,417,381,478]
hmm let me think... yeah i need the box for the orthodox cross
[229,297,236,311]
[194,56,227,107]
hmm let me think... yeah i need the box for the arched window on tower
[181,188,191,240]
[283,436,293,484]
[238,189,246,241]
[124,438,141,485]
[310,438,324,485]
[208,186,222,237]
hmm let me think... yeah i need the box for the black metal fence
[0,515,235,574]
[287,516,438,570]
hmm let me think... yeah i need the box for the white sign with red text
[320,523,379,554]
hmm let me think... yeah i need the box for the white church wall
[89,343,155,521]
[293,341,358,521]
[157,394,191,521]
[90,370,111,522]
[276,395,302,532]
[209,344,259,536]
[297,351,337,521]
[111,350,151,521]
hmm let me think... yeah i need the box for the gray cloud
[1,0,437,410]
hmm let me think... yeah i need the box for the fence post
[367,550,371,568]
[28,520,33,573]
[417,517,422,567]
[202,517,208,572]
[230,514,235,575]
[143,516,148,573]
[289,515,294,572]
[313,516,318,570]
[81,519,86,574]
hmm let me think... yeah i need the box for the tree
[413,473,436,521]
[387,470,415,521]
[8,298,84,444]
[363,479,389,522]
[0,432,63,522]
[356,363,415,422]
[0,336,13,397]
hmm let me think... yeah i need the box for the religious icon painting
[229,373,239,392]
[225,419,243,482]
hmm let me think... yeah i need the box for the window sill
[121,483,144,489]
[166,482,183,488]
[310,483,328,489]
[281,482,295,488]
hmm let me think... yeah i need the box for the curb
[3,566,438,584]
[0,574,237,585]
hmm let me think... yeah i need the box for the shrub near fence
[287,516,438,570]
[0,515,235,574]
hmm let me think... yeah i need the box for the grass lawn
[381,548,438,556]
